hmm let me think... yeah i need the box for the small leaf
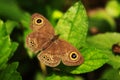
[21,12,31,29]
[0,62,22,80]
[9,42,19,59]
[5,20,19,34]
[87,33,120,69]
[55,1,88,48]
[59,48,108,74]
[0,36,18,69]
[0,36,11,69]
[0,20,7,38]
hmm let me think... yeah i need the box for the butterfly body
[26,13,84,67]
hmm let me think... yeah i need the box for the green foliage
[99,68,120,80]
[5,20,19,34]
[88,9,116,35]
[0,62,22,80]
[46,74,74,80]
[87,33,120,69]
[0,20,21,80]
[55,2,88,49]
[35,72,83,80]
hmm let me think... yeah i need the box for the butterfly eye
[34,18,44,25]
[70,52,78,60]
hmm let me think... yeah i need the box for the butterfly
[26,13,84,67]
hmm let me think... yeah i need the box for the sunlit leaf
[87,33,120,69]
[0,20,7,38]
[55,1,88,49]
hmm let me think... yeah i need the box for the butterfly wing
[37,40,61,67]
[59,39,84,66]
[30,13,55,33]
[37,39,84,67]
[26,31,55,53]
[26,13,55,53]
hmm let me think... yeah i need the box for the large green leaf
[0,62,22,80]
[58,47,108,74]
[87,33,120,69]
[55,1,88,48]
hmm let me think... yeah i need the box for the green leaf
[99,68,120,80]
[87,32,120,49]
[46,73,83,80]
[105,0,120,18]
[58,48,108,74]
[8,42,19,59]
[0,20,7,38]
[0,62,22,80]
[35,72,83,80]
[0,36,18,69]
[21,12,31,29]
[55,1,88,48]
[0,20,18,69]
[0,36,11,69]
[5,20,19,34]
[46,74,74,80]
[87,33,120,69]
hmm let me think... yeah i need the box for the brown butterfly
[26,13,84,67]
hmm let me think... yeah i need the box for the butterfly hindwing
[37,40,61,67]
